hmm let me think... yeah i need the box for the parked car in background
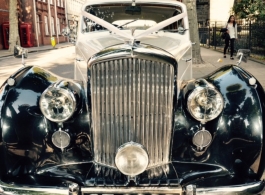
[0,0,265,194]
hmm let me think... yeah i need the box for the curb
[201,46,265,66]
[0,43,73,59]
[249,57,265,65]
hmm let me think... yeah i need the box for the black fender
[0,66,91,182]
[172,64,265,186]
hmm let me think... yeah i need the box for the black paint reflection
[0,67,92,184]
[0,64,264,188]
[173,65,263,178]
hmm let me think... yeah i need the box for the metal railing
[199,20,265,57]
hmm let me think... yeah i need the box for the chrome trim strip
[0,180,264,195]
[81,187,183,194]
[0,181,67,195]
[195,181,265,195]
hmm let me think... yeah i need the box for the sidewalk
[194,47,265,88]
[0,42,73,58]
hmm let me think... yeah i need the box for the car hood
[76,31,191,62]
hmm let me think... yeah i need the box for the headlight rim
[187,85,224,123]
[39,85,77,123]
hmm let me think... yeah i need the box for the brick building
[0,0,67,50]
[30,0,67,46]
[0,0,9,49]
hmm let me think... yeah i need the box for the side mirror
[14,45,28,59]
[236,49,251,65]
[14,45,28,66]
[62,27,76,44]
[62,27,70,37]
[178,27,185,34]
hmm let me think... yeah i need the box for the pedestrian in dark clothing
[223,15,238,60]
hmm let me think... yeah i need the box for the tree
[182,0,204,64]
[233,0,265,20]
[9,0,20,53]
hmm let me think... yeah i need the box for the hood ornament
[131,28,136,36]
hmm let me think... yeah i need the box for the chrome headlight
[187,86,223,123]
[39,86,76,122]
[115,142,149,176]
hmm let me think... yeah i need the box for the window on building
[57,0,60,6]
[57,18,61,34]
[37,15,41,35]
[44,16,49,35]
[60,0,64,7]
[42,0,46,2]
[50,0,53,4]
[51,17,55,35]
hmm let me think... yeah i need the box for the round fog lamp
[115,142,149,176]
[52,129,70,149]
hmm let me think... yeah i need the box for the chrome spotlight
[192,128,212,150]
[115,142,149,176]
[52,128,70,150]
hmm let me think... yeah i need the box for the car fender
[173,64,265,182]
[0,66,91,179]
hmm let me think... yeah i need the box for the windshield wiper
[118,18,139,28]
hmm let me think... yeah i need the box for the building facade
[0,0,68,50]
[197,0,210,27]
[0,0,9,49]
[65,0,85,40]
[32,0,67,46]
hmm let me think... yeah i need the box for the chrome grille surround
[90,51,175,170]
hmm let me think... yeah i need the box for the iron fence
[199,20,265,57]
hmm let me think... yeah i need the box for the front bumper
[0,180,264,195]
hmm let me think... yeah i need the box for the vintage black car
[0,0,265,194]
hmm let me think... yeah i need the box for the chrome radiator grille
[91,58,174,168]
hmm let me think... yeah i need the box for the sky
[210,0,235,24]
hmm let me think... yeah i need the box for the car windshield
[82,3,183,32]
[113,19,157,30]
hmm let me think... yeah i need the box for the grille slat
[150,61,154,165]
[154,62,159,163]
[91,58,174,168]
[140,60,145,146]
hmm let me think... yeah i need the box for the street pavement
[0,42,73,59]
[194,47,265,88]
[0,45,76,86]
[0,43,265,89]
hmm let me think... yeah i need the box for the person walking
[223,15,238,60]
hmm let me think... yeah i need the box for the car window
[82,4,183,33]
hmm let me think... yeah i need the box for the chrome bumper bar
[189,180,265,195]
[0,180,264,195]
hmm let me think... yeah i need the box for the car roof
[83,0,184,7]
